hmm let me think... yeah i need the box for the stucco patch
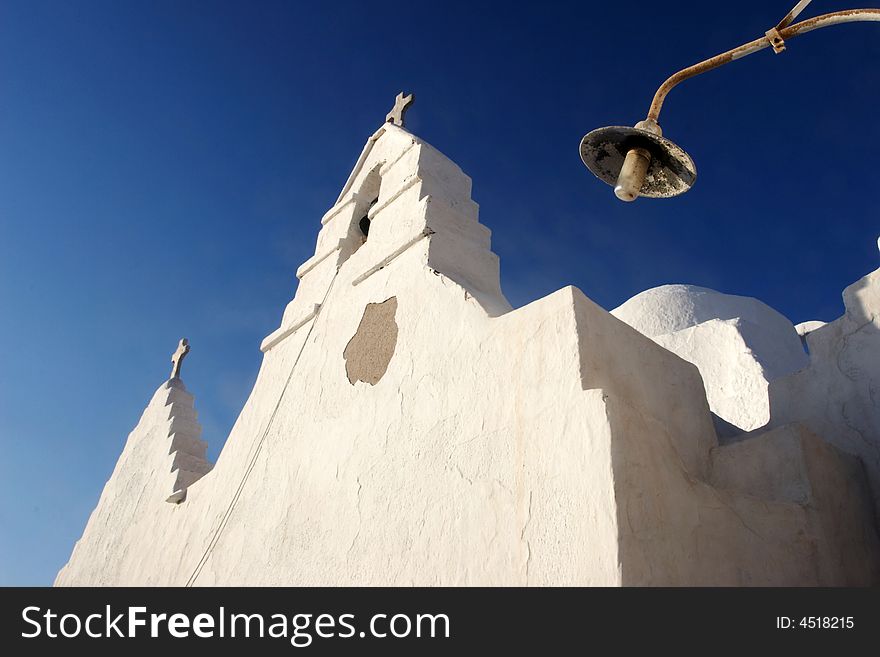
[344,297,398,385]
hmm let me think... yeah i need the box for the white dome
[614,285,787,337]
[611,284,808,383]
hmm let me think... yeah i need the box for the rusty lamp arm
[648,6,880,123]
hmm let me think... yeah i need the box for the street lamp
[581,1,880,201]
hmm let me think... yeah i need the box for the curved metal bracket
[646,4,880,123]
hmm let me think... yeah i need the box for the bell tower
[261,95,510,354]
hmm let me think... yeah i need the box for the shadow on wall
[338,165,381,265]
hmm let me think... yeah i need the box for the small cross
[170,338,190,379]
[385,91,415,127]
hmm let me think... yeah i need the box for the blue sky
[1,0,877,585]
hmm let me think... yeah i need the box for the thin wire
[184,268,341,586]
[776,0,814,30]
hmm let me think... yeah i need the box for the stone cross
[385,92,414,127]
[170,338,190,379]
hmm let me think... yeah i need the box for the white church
[56,96,880,586]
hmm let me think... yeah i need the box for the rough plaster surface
[768,269,880,520]
[56,123,880,586]
[344,297,398,385]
